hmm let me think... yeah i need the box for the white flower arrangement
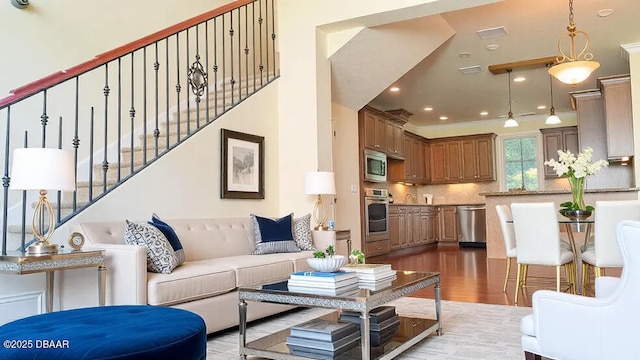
[544,147,608,211]
[544,147,608,179]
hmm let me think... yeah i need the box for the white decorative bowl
[306,255,347,273]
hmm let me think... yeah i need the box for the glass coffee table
[238,271,441,359]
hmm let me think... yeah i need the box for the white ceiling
[357,0,640,127]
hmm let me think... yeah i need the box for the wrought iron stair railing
[0,0,278,254]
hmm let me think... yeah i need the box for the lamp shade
[10,148,76,191]
[548,60,600,85]
[304,171,336,195]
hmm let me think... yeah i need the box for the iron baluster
[1,106,10,255]
[245,4,250,97]
[265,0,270,81]
[130,52,136,173]
[258,0,264,85]
[154,42,160,157]
[165,38,170,151]
[252,2,256,92]
[41,89,48,147]
[205,22,210,123]
[143,48,148,165]
[89,107,94,202]
[214,17,218,119]
[73,77,80,213]
[222,15,226,113]
[230,10,235,106]
[117,58,122,182]
[176,34,181,142]
[186,30,191,135]
[270,0,276,78]
[103,65,110,194]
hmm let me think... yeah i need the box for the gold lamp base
[314,224,330,231]
[27,242,59,255]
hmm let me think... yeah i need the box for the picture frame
[221,129,265,199]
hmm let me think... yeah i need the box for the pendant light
[545,73,562,125]
[504,69,519,128]
[548,0,600,85]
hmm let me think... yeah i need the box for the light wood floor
[371,245,585,308]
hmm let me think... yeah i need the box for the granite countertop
[480,188,639,196]
[390,203,485,206]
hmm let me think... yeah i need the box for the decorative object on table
[287,269,359,295]
[340,306,400,347]
[544,147,608,219]
[286,318,360,359]
[308,245,346,272]
[349,249,365,264]
[9,148,76,254]
[220,129,264,199]
[67,232,85,251]
[340,263,397,290]
[548,0,600,85]
[304,171,336,230]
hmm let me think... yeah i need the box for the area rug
[206,297,532,359]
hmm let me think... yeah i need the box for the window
[503,137,538,191]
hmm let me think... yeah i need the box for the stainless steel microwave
[364,149,387,182]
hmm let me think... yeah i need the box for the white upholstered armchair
[520,220,639,360]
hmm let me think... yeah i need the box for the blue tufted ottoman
[0,305,206,360]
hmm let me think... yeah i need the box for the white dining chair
[496,205,516,293]
[521,220,640,360]
[511,202,576,304]
[581,200,640,294]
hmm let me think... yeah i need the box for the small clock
[68,232,85,251]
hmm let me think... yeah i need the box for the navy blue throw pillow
[149,213,185,266]
[251,213,301,255]
[254,214,294,242]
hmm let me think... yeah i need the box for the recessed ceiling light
[480,111,488,116]
[390,86,400,92]
[439,116,448,120]
[537,105,547,110]
[486,44,500,51]
[424,107,433,111]
[597,9,614,17]
[459,52,471,58]
[513,76,526,82]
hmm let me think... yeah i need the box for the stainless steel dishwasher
[457,205,487,248]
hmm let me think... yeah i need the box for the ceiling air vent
[476,26,508,39]
[458,65,482,75]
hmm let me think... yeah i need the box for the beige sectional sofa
[69,217,315,333]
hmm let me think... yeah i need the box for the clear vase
[567,176,586,210]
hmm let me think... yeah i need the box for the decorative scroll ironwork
[188,55,208,98]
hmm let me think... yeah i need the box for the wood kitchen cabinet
[438,206,458,243]
[430,134,495,184]
[541,126,579,178]
[388,132,428,184]
[362,110,387,151]
[359,106,407,159]
[421,207,439,244]
[600,75,634,159]
[389,206,405,250]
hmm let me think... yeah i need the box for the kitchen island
[480,188,639,259]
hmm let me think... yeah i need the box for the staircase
[0,0,279,253]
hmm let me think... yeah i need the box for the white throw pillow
[124,220,179,274]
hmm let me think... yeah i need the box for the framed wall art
[221,129,265,199]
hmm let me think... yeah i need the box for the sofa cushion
[251,213,301,255]
[124,220,179,274]
[292,214,315,251]
[147,260,237,306]
[150,213,185,266]
[208,255,296,286]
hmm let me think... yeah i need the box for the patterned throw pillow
[251,213,301,255]
[124,220,179,274]
[149,213,185,266]
[293,213,315,251]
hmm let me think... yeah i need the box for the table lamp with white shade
[10,148,76,254]
[304,171,336,231]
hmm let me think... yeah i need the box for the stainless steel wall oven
[364,188,389,241]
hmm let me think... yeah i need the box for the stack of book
[339,306,400,347]
[287,271,359,296]
[286,318,360,359]
[340,264,397,291]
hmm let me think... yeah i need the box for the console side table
[0,249,106,312]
